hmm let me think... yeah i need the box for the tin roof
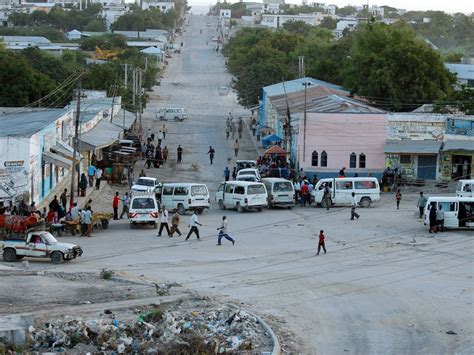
[0,108,70,137]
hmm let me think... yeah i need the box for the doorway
[417,155,437,180]
[452,155,472,180]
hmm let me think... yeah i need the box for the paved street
[3,15,473,354]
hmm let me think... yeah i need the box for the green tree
[80,34,128,51]
[84,18,107,32]
[281,20,312,36]
[336,6,356,17]
[343,23,456,111]
[444,52,463,63]
[320,17,337,30]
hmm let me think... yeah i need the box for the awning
[43,151,72,169]
[443,140,474,152]
[111,110,136,130]
[51,141,82,161]
[264,145,287,155]
[78,120,122,151]
[384,140,442,154]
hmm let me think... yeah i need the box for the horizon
[187,0,474,15]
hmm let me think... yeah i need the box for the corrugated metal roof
[0,36,50,44]
[0,108,70,137]
[384,140,442,154]
[78,120,122,150]
[263,77,347,97]
[443,139,474,152]
[445,63,474,81]
[111,110,136,130]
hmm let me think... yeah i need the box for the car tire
[3,248,17,262]
[237,203,244,213]
[360,197,371,208]
[177,204,185,215]
[159,116,165,121]
[218,200,226,210]
[51,251,64,265]
[130,223,135,229]
[174,116,180,121]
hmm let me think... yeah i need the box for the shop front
[440,139,474,181]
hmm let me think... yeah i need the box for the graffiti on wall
[0,160,29,205]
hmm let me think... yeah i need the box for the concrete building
[141,0,174,11]
[445,63,474,87]
[219,9,231,18]
[67,29,82,41]
[261,12,324,28]
[296,97,387,177]
[263,0,283,14]
[333,18,358,38]
[101,4,128,29]
[0,108,75,207]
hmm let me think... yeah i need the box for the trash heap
[26,305,271,353]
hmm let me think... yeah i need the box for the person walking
[230,122,235,139]
[251,122,256,136]
[316,230,327,255]
[162,146,169,163]
[177,145,183,163]
[79,173,88,196]
[216,216,235,246]
[232,167,237,180]
[160,124,167,139]
[225,125,230,140]
[113,192,120,220]
[417,192,427,218]
[224,167,230,181]
[119,192,130,219]
[60,188,68,209]
[88,164,96,188]
[350,192,360,220]
[234,139,240,157]
[294,179,301,204]
[81,206,93,237]
[436,204,444,232]
[323,183,332,210]
[300,182,309,207]
[95,167,103,190]
[429,202,437,233]
[186,210,202,240]
[208,146,215,165]
[238,118,243,139]
[85,199,93,210]
[395,189,402,210]
[157,206,171,237]
[170,210,182,237]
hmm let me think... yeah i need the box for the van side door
[224,183,234,207]
[439,201,458,228]
[335,180,353,204]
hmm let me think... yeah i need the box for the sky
[188,0,474,15]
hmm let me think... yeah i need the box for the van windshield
[136,178,155,186]
[248,185,265,195]
[132,198,155,209]
[274,182,293,192]
[191,185,208,196]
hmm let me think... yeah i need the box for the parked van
[129,193,159,229]
[262,178,295,208]
[456,180,474,198]
[311,177,380,208]
[215,181,267,212]
[236,168,261,181]
[423,197,474,230]
[160,183,210,214]
[156,108,188,121]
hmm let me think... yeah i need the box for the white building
[261,13,323,28]
[333,18,358,38]
[101,4,128,29]
[263,0,283,14]
[445,63,474,87]
[0,108,75,206]
[67,29,82,40]
[368,5,384,18]
[219,9,231,18]
[141,0,174,12]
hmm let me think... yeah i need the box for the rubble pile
[26,304,271,353]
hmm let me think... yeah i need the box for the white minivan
[129,193,160,229]
[156,108,188,121]
[160,183,210,214]
[262,178,295,208]
[456,180,474,198]
[311,177,380,208]
[215,181,267,212]
[236,168,261,181]
[423,197,474,230]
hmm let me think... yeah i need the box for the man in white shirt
[157,206,171,237]
[186,210,202,240]
[351,192,360,220]
[294,180,301,204]
[81,207,93,237]
[95,168,103,190]
[70,202,80,220]
[216,216,235,246]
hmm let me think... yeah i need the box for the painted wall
[298,113,388,175]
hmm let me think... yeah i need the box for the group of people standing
[142,125,183,168]
[225,114,244,140]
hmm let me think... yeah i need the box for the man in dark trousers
[216,216,235,246]
[177,145,183,163]
[207,146,215,165]
[351,192,360,220]
[316,230,326,255]
[223,167,230,181]
[60,188,68,209]
[186,210,202,240]
[157,206,171,237]
[112,192,119,220]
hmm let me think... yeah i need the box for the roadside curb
[227,303,281,355]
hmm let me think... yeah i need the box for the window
[355,180,377,189]
[162,187,173,195]
[191,185,208,196]
[359,153,366,168]
[438,202,457,212]
[234,186,245,194]
[174,187,188,195]
[311,151,318,166]
[400,155,411,164]
[336,181,353,190]
[321,151,327,167]
[274,182,293,192]
[132,198,156,209]
[248,185,266,195]
[350,152,357,168]
[225,184,234,193]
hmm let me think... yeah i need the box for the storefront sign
[4,161,25,172]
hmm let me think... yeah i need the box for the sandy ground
[1,15,473,354]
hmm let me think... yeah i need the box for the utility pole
[138,69,143,134]
[69,81,81,207]
[132,69,136,107]
[124,63,128,87]
[303,79,307,162]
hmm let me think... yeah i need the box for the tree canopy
[111,7,178,31]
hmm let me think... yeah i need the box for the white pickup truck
[1,230,83,264]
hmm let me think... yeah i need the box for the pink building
[297,96,387,178]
